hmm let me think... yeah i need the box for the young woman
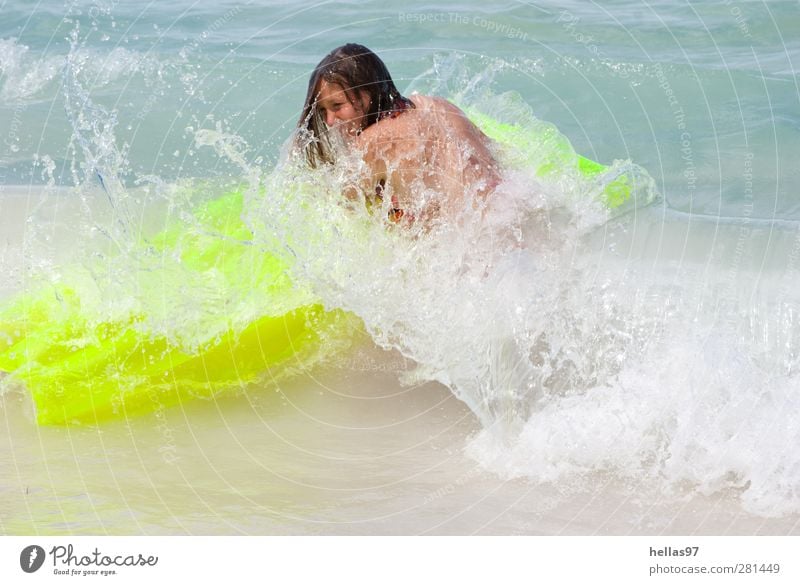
[297,44,500,224]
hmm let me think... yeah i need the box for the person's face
[316,80,371,136]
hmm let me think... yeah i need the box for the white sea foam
[235,101,800,517]
[467,316,800,516]
[6,20,797,518]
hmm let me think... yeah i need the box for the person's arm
[435,99,501,200]
[357,129,420,225]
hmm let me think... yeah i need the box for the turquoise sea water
[1,0,797,217]
[1,1,800,533]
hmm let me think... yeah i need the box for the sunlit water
[1,0,799,534]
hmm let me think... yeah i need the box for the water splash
[62,25,134,242]
[5,20,798,516]
[229,83,800,516]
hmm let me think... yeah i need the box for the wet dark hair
[297,43,415,167]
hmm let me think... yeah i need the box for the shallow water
[2,340,798,536]
[1,1,800,534]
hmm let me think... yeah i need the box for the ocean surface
[1,0,799,534]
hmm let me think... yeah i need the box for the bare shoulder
[357,94,469,145]
[410,94,468,119]
[407,96,478,135]
[356,103,420,150]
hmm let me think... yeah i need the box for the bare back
[355,95,500,223]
